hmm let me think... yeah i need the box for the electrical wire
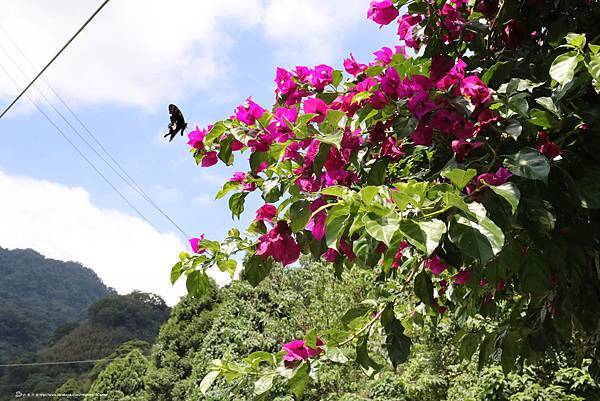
[0,30,190,239]
[0,358,119,368]
[0,0,111,119]
[0,60,181,250]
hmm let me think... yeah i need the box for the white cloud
[0,169,231,305]
[0,0,264,109]
[262,0,368,65]
[0,0,372,110]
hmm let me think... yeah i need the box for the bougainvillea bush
[171,0,600,397]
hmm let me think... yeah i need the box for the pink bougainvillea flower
[344,53,368,76]
[429,55,455,82]
[234,97,266,125]
[398,74,433,98]
[256,221,301,266]
[189,234,205,254]
[282,338,324,362]
[380,66,401,98]
[372,46,405,66]
[451,139,483,162]
[303,97,329,123]
[201,151,218,167]
[294,65,312,83]
[230,171,247,183]
[477,167,512,186]
[497,279,506,291]
[255,204,277,222]
[391,240,410,269]
[424,255,446,275]
[367,0,399,26]
[397,14,424,49]
[454,269,472,285]
[411,120,434,146]
[477,0,499,18]
[275,67,298,97]
[306,198,327,241]
[502,19,526,48]
[461,75,492,105]
[322,248,339,263]
[310,64,334,90]
[339,239,357,261]
[187,125,207,149]
[537,131,561,159]
[408,91,436,119]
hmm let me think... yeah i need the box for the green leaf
[414,270,434,307]
[262,179,282,203]
[441,168,477,189]
[504,147,551,181]
[228,192,248,219]
[304,329,317,349]
[503,120,522,139]
[254,374,274,395]
[321,185,351,198]
[577,174,600,209]
[170,262,183,284]
[565,32,586,50]
[341,305,371,329]
[399,219,446,256]
[217,259,237,278]
[200,371,220,395]
[535,97,560,116]
[332,70,343,87]
[381,309,411,369]
[351,91,373,104]
[325,206,350,250]
[356,334,383,376]
[216,181,241,200]
[528,109,559,129]
[367,159,388,185]
[204,122,226,145]
[288,362,310,398]
[312,143,331,179]
[449,203,505,264]
[325,347,349,363]
[550,51,579,87]
[290,200,312,232]
[218,135,234,166]
[362,212,401,246]
[459,333,481,361]
[488,182,521,214]
[500,331,522,373]
[520,251,551,295]
[244,255,273,286]
[186,270,211,298]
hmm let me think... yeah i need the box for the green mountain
[0,247,114,363]
[0,291,170,399]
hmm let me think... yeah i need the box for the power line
[0,60,180,250]
[0,29,190,239]
[0,0,111,119]
[0,358,119,368]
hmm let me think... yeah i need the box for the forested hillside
[87,261,598,400]
[0,292,170,400]
[0,247,113,363]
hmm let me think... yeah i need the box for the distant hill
[0,247,114,363]
[0,291,170,400]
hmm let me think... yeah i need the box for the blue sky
[0,0,397,304]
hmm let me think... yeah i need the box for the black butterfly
[164,104,188,142]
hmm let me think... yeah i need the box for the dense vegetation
[0,247,113,364]
[0,291,170,400]
[88,261,598,400]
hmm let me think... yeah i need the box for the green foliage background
[87,261,598,400]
